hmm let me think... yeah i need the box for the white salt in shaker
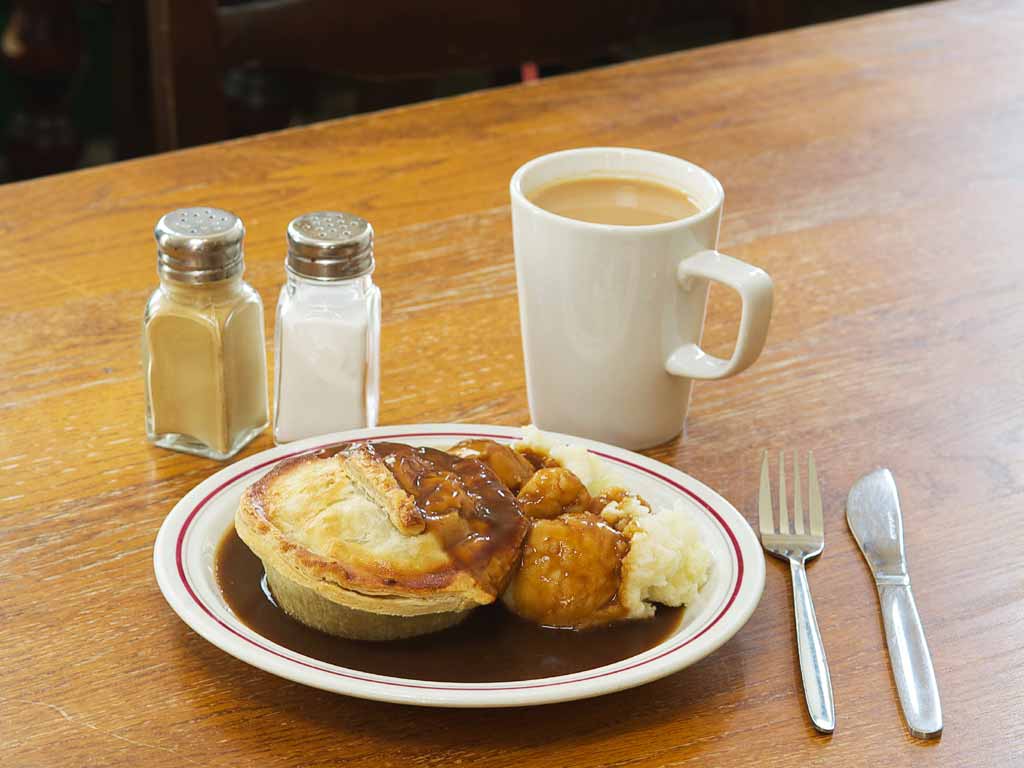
[273,212,381,443]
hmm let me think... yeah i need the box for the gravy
[216,527,683,683]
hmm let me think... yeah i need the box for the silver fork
[759,450,835,734]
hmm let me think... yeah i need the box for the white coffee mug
[510,147,773,449]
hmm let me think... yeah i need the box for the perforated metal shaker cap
[286,212,374,280]
[155,207,245,283]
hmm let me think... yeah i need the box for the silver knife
[847,469,942,739]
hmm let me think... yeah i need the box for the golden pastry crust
[344,446,425,535]
[235,448,499,622]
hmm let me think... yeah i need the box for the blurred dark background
[0,0,923,183]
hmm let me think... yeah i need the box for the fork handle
[790,559,835,733]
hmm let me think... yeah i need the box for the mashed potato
[601,495,712,619]
[507,426,712,626]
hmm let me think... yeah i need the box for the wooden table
[2,1,1021,764]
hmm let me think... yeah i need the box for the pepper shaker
[273,212,381,443]
[143,207,269,460]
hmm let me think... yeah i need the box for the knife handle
[877,583,943,739]
[790,560,835,733]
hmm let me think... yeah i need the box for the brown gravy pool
[216,528,683,683]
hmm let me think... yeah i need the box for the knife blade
[847,469,943,739]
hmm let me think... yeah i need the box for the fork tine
[793,449,804,535]
[809,450,823,536]
[778,451,790,534]
[758,450,773,535]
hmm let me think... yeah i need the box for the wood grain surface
[2,1,1022,765]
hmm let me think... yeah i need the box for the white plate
[153,424,765,707]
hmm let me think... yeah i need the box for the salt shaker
[143,207,269,460]
[273,212,381,443]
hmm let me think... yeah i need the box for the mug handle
[665,250,774,380]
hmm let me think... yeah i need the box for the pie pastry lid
[235,491,483,616]
[233,445,527,630]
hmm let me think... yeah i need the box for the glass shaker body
[273,272,381,443]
